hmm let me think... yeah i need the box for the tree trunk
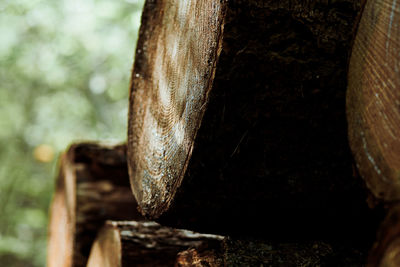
[127,0,379,240]
[87,220,367,267]
[86,221,225,267]
[368,204,400,267]
[47,143,143,267]
[347,0,400,203]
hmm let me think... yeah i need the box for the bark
[87,220,367,267]
[176,248,222,267]
[47,143,143,267]
[347,0,400,203]
[86,221,225,267]
[128,0,380,240]
[368,204,400,267]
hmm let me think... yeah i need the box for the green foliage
[0,0,144,265]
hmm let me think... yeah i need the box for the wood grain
[347,0,400,202]
[127,0,226,217]
[47,143,142,267]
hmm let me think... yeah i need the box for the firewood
[347,0,400,203]
[86,221,224,267]
[127,0,377,239]
[87,220,367,267]
[47,143,143,267]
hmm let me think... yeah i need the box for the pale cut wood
[128,0,379,239]
[47,164,73,267]
[47,143,142,267]
[368,204,400,267]
[347,0,400,202]
[87,220,368,267]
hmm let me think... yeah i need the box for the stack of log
[47,143,143,267]
[47,0,400,266]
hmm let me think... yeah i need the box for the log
[177,241,368,267]
[128,0,379,239]
[47,143,143,267]
[87,220,368,266]
[347,0,400,203]
[86,221,225,267]
[368,204,400,267]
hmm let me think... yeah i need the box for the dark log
[368,204,400,267]
[87,220,367,267]
[47,143,143,267]
[86,221,225,267]
[347,0,400,203]
[128,0,380,240]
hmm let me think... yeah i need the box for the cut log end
[47,143,142,267]
[127,0,226,217]
[347,0,400,202]
[47,162,73,267]
[86,224,121,267]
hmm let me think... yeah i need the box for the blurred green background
[0,0,144,265]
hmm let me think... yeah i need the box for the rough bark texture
[176,248,222,267]
[87,220,367,266]
[86,221,225,267]
[368,204,400,267]
[347,0,400,203]
[128,0,381,240]
[47,143,143,267]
